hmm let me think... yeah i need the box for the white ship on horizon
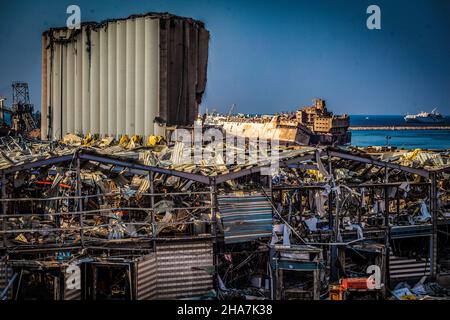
[404,108,445,123]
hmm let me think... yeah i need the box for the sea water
[350,115,450,150]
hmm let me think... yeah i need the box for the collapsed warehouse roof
[0,135,449,300]
[2,135,448,183]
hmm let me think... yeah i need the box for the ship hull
[404,116,444,124]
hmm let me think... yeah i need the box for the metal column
[210,178,221,294]
[384,166,391,290]
[328,153,339,283]
[430,173,438,279]
[149,171,156,251]
[1,174,7,248]
[76,153,84,246]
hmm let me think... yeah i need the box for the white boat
[404,108,444,123]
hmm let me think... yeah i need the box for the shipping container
[41,13,209,140]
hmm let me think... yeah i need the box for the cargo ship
[205,99,351,146]
[404,109,444,124]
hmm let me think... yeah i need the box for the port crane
[227,104,236,117]
[0,82,37,135]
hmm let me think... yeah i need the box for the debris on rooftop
[0,132,449,300]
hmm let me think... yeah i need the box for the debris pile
[392,277,450,300]
[0,133,449,300]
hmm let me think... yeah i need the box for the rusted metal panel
[155,240,214,299]
[135,254,157,300]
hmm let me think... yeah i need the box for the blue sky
[0,0,449,115]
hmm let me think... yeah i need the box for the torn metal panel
[218,193,273,244]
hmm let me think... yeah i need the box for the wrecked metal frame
[271,148,439,283]
[0,149,218,251]
[0,146,444,298]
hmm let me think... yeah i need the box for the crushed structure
[0,133,449,300]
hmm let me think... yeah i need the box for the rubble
[0,133,449,300]
[391,277,450,300]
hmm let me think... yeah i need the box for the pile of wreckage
[0,133,449,300]
[391,276,450,300]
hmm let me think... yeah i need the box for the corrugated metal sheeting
[390,255,431,279]
[218,193,273,244]
[155,240,214,299]
[135,254,157,300]
[64,267,81,300]
[1,241,212,300]
[41,13,209,140]
[64,287,81,300]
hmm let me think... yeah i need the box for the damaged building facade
[296,99,351,145]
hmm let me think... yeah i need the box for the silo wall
[41,13,209,140]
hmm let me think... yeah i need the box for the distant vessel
[404,108,444,123]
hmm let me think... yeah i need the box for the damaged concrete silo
[41,12,209,140]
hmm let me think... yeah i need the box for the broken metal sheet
[217,192,273,244]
